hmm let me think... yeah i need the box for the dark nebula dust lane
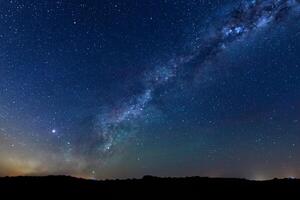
[0,0,300,179]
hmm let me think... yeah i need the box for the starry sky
[0,0,300,180]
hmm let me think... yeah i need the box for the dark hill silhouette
[1,175,300,196]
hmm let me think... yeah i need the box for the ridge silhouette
[0,175,300,196]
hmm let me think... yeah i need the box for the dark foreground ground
[1,175,300,196]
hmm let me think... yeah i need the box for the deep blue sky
[0,0,300,179]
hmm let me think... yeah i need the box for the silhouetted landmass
[1,175,300,196]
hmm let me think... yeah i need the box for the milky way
[0,0,300,179]
[88,0,300,160]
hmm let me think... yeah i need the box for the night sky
[0,0,300,180]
